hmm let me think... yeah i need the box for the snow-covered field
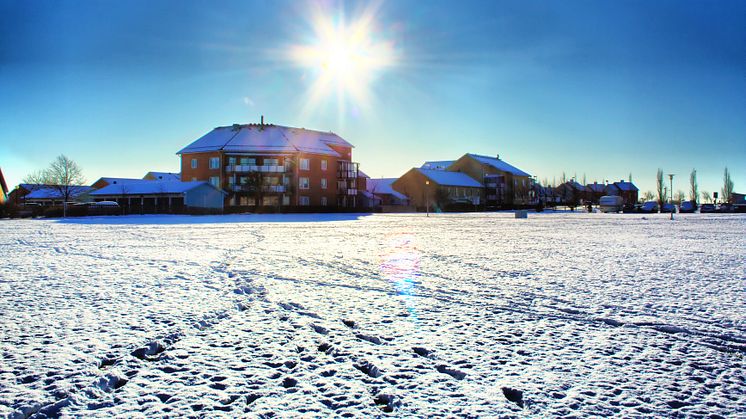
[1,212,744,418]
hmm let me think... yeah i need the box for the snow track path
[0,213,744,417]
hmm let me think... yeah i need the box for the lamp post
[425,180,430,217]
[667,173,675,220]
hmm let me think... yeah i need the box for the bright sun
[289,5,395,117]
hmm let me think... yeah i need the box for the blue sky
[1,0,744,196]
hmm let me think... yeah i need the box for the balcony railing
[226,165,285,173]
[231,185,286,193]
[338,188,358,196]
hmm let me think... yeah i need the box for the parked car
[718,203,735,213]
[640,201,659,213]
[661,203,676,213]
[700,204,717,213]
[679,201,697,213]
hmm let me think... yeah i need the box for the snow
[417,168,483,188]
[23,186,92,200]
[143,172,181,181]
[468,154,532,177]
[89,181,216,196]
[366,178,408,200]
[0,213,744,417]
[420,161,455,170]
[177,125,352,157]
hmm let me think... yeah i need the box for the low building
[367,178,410,206]
[89,181,225,213]
[447,153,533,207]
[0,168,8,204]
[605,180,639,205]
[586,182,606,204]
[392,168,482,211]
[9,184,92,206]
[556,180,591,206]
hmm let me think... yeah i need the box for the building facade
[392,168,483,211]
[178,122,359,210]
[447,154,534,207]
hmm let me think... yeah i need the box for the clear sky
[1,0,744,196]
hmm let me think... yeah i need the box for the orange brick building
[178,121,361,209]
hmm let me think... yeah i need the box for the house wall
[295,152,339,207]
[448,156,532,205]
[184,184,225,209]
[180,151,223,182]
[391,169,433,209]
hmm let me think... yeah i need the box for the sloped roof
[25,185,92,199]
[421,160,455,170]
[563,180,590,192]
[90,181,218,196]
[177,124,352,157]
[367,178,408,200]
[144,172,180,181]
[467,154,531,177]
[95,177,152,186]
[416,169,482,188]
[586,183,606,193]
[612,180,639,191]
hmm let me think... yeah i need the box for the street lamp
[425,180,430,217]
[667,173,675,220]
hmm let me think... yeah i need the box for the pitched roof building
[447,153,534,207]
[177,121,360,209]
[392,168,483,211]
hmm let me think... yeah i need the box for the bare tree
[560,172,567,184]
[628,173,633,183]
[722,167,734,204]
[24,155,86,216]
[656,169,665,206]
[701,191,711,204]
[675,190,685,204]
[642,190,655,202]
[689,169,698,204]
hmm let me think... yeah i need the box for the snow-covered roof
[367,178,408,200]
[564,180,590,191]
[416,169,483,188]
[177,124,352,157]
[586,183,605,193]
[467,154,531,177]
[90,181,220,196]
[144,172,181,181]
[357,170,370,179]
[612,180,639,191]
[25,185,92,200]
[95,177,152,186]
[421,160,455,170]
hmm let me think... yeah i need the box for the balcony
[231,185,286,193]
[226,165,285,173]
[338,188,358,196]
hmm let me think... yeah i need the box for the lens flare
[288,3,396,120]
[380,232,420,321]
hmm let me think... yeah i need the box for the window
[264,158,278,166]
[321,160,328,171]
[240,157,255,166]
[321,178,327,189]
[210,176,220,187]
[191,158,197,169]
[300,158,310,170]
[300,196,310,206]
[228,157,236,166]
[282,195,290,206]
[299,177,310,189]
[228,176,235,185]
[321,196,327,206]
[209,157,220,169]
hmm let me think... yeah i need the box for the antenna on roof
[496,154,500,160]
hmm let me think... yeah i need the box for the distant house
[447,153,533,207]
[586,182,606,204]
[11,184,92,206]
[730,192,745,207]
[605,180,639,205]
[0,167,8,204]
[367,178,410,206]
[392,168,482,211]
[144,172,181,181]
[90,181,226,213]
[555,181,591,206]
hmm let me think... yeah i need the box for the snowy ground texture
[1,212,744,418]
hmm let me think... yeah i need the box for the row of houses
[3,119,644,214]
